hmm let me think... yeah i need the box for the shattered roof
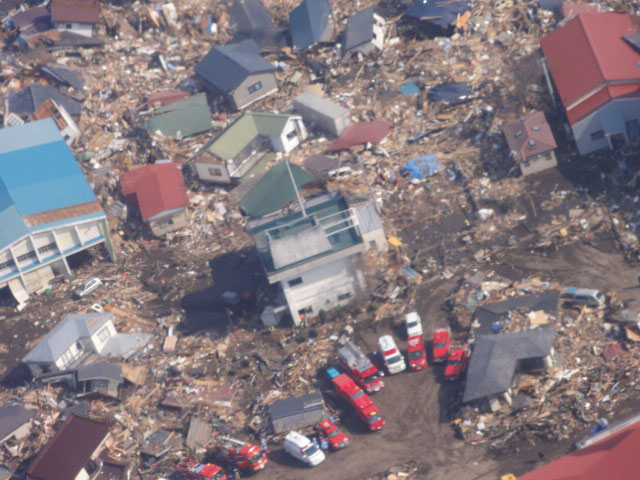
[22,313,114,364]
[463,329,556,403]
[289,0,333,50]
[51,0,100,24]
[120,163,189,221]
[0,405,35,441]
[39,64,84,91]
[403,0,471,27]
[344,6,376,52]
[502,111,557,162]
[146,93,212,138]
[76,362,123,382]
[26,415,110,480]
[8,84,82,117]
[195,39,277,93]
[326,121,392,152]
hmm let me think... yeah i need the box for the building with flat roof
[0,119,114,307]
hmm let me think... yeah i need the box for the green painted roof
[239,161,314,217]
[146,93,213,138]
[203,112,296,160]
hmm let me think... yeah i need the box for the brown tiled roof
[22,200,103,227]
[502,111,557,163]
[26,415,110,480]
[51,0,100,24]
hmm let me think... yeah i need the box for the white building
[51,0,100,38]
[249,191,386,325]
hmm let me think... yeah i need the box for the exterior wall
[372,14,385,50]
[0,422,31,444]
[269,118,308,153]
[88,320,117,353]
[520,149,557,176]
[75,468,90,480]
[280,256,362,325]
[361,228,387,251]
[54,21,93,37]
[148,208,189,236]
[194,155,231,184]
[572,97,640,155]
[228,135,270,180]
[231,72,278,111]
[293,95,351,136]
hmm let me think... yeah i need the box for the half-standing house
[0,405,35,447]
[195,39,278,111]
[342,7,386,61]
[194,112,308,184]
[502,111,558,176]
[288,0,336,50]
[293,92,351,136]
[50,0,100,38]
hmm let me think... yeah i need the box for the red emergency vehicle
[318,418,349,450]
[337,341,384,393]
[328,368,385,431]
[213,435,268,473]
[444,343,470,381]
[175,459,227,480]
[407,335,427,371]
[432,327,451,363]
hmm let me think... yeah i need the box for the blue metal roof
[0,119,100,250]
[289,0,331,50]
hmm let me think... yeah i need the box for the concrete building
[0,119,115,308]
[194,112,308,184]
[540,12,640,155]
[293,92,351,136]
[50,0,100,38]
[502,111,558,176]
[248,191,386,325]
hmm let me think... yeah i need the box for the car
[74,278,103,299]
[317,418,349,450]
[563,287,606,309]
[444,343,470,381]
[432,327,451,363]
[407,335,427,371]
[378,335,406,374]
[405,312,423,338]
[283,431,325,467]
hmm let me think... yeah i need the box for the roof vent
[532,125,541,131]
[515,130,523,137]
[528,139,536,147]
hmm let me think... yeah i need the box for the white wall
[372,14,385,50]
[281,256,361,325]
[89,320,117,353]
[195,161,232,184]
[55,21,93,38]
[269,118,308,153]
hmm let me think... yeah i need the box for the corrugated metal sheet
[269,392,326,433]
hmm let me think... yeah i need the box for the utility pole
[356,155,380,214]
[285,158,307,218]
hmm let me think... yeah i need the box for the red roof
[326,121,392,152]
[502,111,557,162]
[561,2,600,18]
[540,12,640,124]
[120,163,189,221]
[520,419,640,480]
[51,0,100,24]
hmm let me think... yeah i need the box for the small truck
[337,341,384,393]
[328,367,385,431]
[175,459,227,480]
[212,435,268,473]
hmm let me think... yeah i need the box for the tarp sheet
[401,154,441,179]
[428,81,472,105]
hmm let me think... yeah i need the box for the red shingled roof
[26,415,110,480]
[51,0,100,24]
[502,111,557,163]
[520,418,640,480]
[120,163,189,222]
[326,121,392,152]
[540,12,640,125]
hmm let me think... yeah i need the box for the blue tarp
[400,81,420,96]
[401,155,441,179]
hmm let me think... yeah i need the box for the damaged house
[0,119,115,308]
[248,191,386,326]
[195,39,278,111]
[288,0,336,50]
[0,404,36,452]
[193,112,307,184]
[342,7,386,61]
[50,0,100,38]
[502,111,557,177]
[293,92,351,137]
[463,329,557,411]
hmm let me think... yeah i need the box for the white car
[405,312,423,338]
[283,431,325,467]
[378,335,406,375]
[74,278,103,299]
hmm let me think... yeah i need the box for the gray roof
[270,224,332,270]
[269,392,326,433]
[76,362,122,382]
[0,405,35,440]
[474,291,559,335]
[22,313,114,364]
[343,7,375,52]
[8,85,82,117]
[289,0,332,50]
[463,329,556,403]
[352,200,382,234]
[194,39,277,93]
[293,92,350,120]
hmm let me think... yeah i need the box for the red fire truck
[175,459,227,480]
[328,368,385,431]
[337,341,384,393]
[212,435,268,473]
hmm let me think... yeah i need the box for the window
[298,306,313,315]
[248,81,263,94]
[208,166,223,177]
[286,129,297,141]
[288,277,303,287]
[157,218,174,228]
[591,130,605,141]
[97,326,111,343]
[65,23,72,29]
[16,251,37,262]
[38,243,57,254]
[337,292,352,301]
[0,259,15,270]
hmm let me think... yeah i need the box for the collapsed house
[248,191,386,326]
[342,6,386,61]
[269,392,326,433]
[0,404,35,454]
[288,0,336,50]
[292,92,351,137]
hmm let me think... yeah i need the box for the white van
[564,288,606,309]
[405,312,423,337]
[378,335,406,374]
[284,431,325,467]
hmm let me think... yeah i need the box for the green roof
[239,161,314,217]
[202,112,296,160]
[146,93,212,138]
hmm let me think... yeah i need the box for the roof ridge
[577,13,607,87]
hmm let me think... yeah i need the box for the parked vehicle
[283,431,326,466]
[378,335,406,374]
[327,367,385,431]
[405,312,423,338]
[444,343,470,381]
[317,418,349,450]
[175,459,227,480]
[563,287,606,308]
[213,435,268,473]
[407,335,427,371]
[74,277,103,298]
[337,341,384,393]
[432,327,451,363]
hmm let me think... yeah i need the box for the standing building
[248,191,386,325]
[50,0,100,38]
[502,111,557,176]
[0,119,114,307]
